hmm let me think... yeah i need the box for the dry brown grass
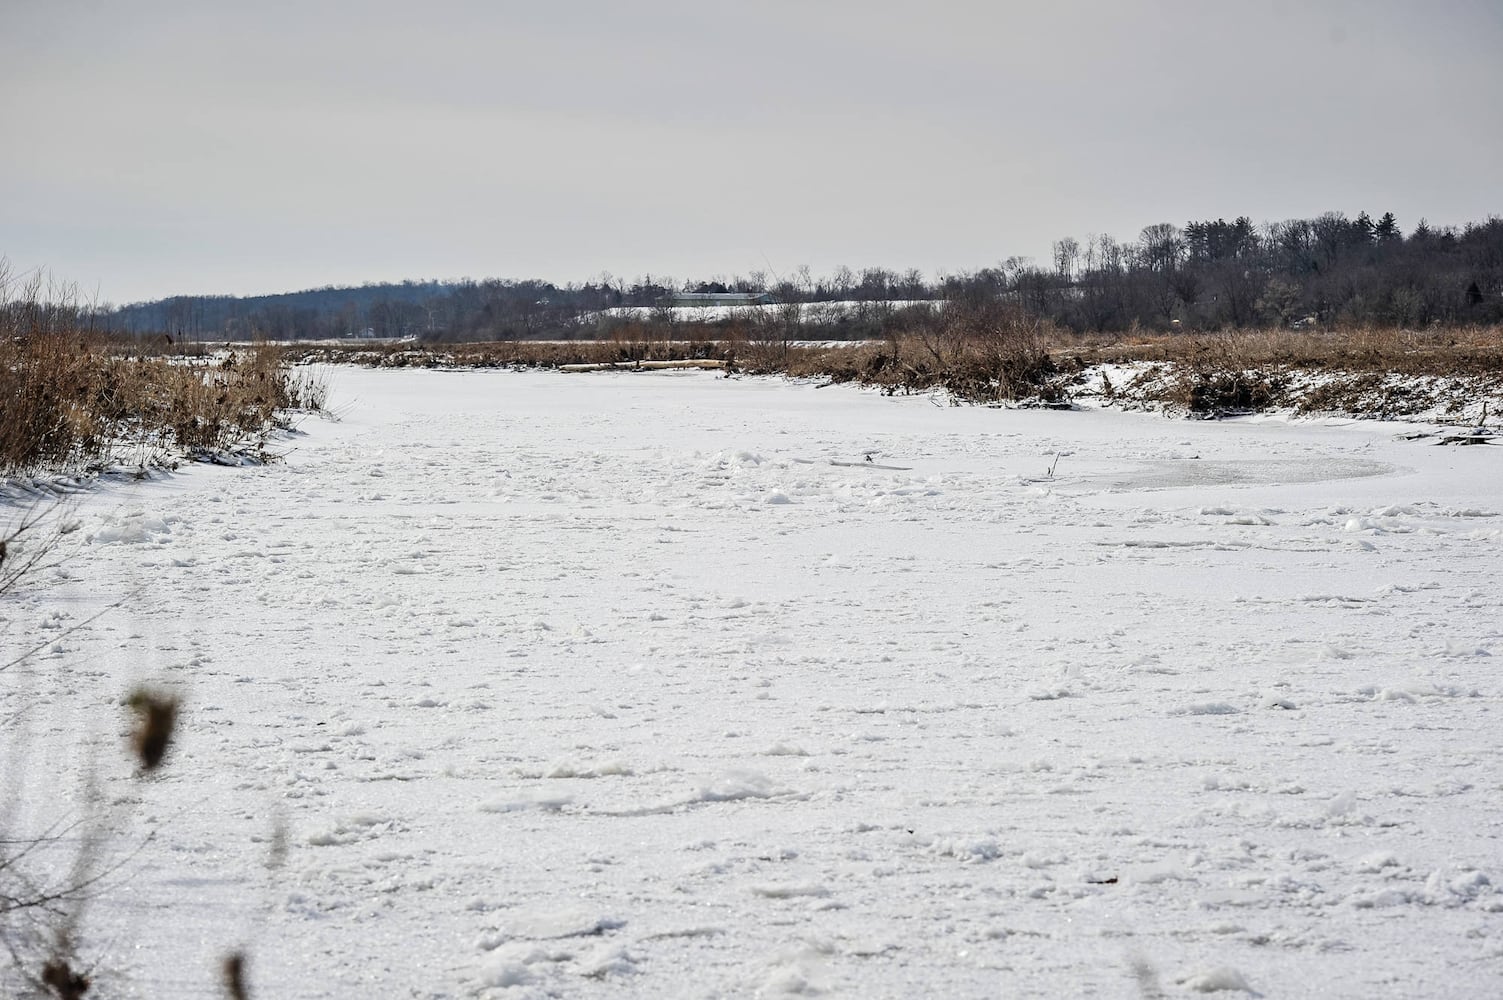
[1058,325,1503,376]
[283,318,1503,418]
[290,302,1065,403]
[1057,326,1503,416]
[1,265,323,476]
[0,333,313,475]
[734,307,1063,404]
[285,331,731,370]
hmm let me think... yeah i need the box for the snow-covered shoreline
[4,368,1500,998]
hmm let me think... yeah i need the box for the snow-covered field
[589,299,931,323]
[4,369,1501,998]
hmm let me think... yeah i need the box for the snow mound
[696,770,783,802]
[707,449,765,468]
[578,941,636,979]
[478,943,571,988]
[930,836,1002,863]
[1176,965,1254,993]
[88,511,175,545]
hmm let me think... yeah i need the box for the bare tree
[1053,237,1080,282]
[1138,224,1184,273]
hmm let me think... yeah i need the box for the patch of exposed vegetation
[284,320,1503,422]
[1,265,324,478]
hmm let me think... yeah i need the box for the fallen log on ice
[559,359,728,373]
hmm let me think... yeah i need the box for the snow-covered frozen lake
[6,369,1501,998]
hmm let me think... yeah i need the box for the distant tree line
[995,211,1503,332]
[84,211,1502,341]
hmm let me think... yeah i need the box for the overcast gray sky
[3,0,1500,303]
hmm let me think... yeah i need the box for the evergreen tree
[1354,211,1376,244]
[1375,212,1401,242]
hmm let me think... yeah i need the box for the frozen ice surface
[3,368,1500,997]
